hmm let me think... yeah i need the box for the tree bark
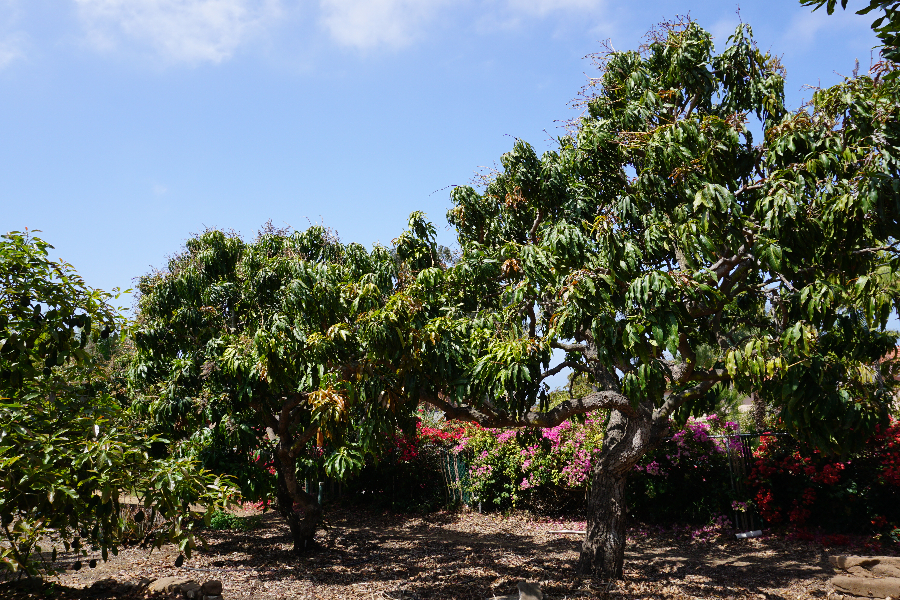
[578,405,663,581]
[751,392,766,430]
[579,468,628,579]
[274,451,323,554]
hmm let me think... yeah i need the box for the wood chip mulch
[0,505,870,599]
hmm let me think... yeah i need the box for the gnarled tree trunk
[578,405,665,581]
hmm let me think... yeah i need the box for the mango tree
[386,21,900,580]
[128,223,439,553]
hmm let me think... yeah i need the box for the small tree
[0,231,232,576]
[383,20,900,580]
[129,222,438,552]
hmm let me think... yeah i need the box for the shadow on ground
[0,506,840,599]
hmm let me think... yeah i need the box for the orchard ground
[2,503,893,600]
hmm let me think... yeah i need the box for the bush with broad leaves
[0,230,236,576]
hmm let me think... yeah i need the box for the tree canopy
[6,8,899,586]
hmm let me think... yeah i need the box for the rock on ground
[829,555,900,599]
[147,576,199,594]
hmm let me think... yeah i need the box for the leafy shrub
[453,412,746,522]
[207,511,262,531]
[748,419,900,533]
[0,231,237,576]
[174,419,278,509]
[453,412,740,520]
[440,404,900,539]
[627,415,739,524]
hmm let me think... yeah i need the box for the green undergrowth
[204,511,263,531]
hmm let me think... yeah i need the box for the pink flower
[497,430,516,443]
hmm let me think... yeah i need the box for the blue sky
[1,0,881,314]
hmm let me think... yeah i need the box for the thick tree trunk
[578,406,663,581]
[274,452,323,554]
[578,468,628,579]
[751,392,766,430]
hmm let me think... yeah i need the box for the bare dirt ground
[0,505,879,599]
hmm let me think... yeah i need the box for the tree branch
[526,303,537,338]
[685,302,719,318]
[529,208,544,244]
[851,242,900,255]
[254,402,280,435]
[735,181,765,197]
[709,246,748,280]
[551,341,589,353]
[719,257,755,295]
[424,389,637,427]
[673,333,696,383]
[279,393,307,436]
[777,273,797,293]
[686,368,729,382]
[682,91,701,118]
[540,360,587,381]
[653,379,718,422]
[275,393,317,459]
[288,422,320,459]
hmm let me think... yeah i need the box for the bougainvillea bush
[453,413,606,514]
[749,418,900,535]
[370,406,899,543]
[453,413,740,520]
[627,415,739,524]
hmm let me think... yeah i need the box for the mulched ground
[0,505,884,599]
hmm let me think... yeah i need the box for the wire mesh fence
[723,433,763,532]
[717,431,788,533]
[439,447,470,506]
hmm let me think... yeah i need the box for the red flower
[789,505,810,525]
[871,515,889,528]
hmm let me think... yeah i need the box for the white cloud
[319,0,607,50]
[0,0,25,69]
[475,0,606,32]
[0,31,24,68]
[504,0,602,18]
[74,0,283,64]
[781,6,872,52]
[318,0,452,49]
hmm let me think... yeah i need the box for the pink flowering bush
[454,413,605,513]
[748,418,900,536]
[627,415,740,524]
